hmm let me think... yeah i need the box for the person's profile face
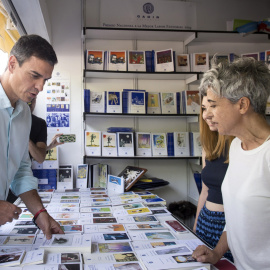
[201,95,218,131]
[9,55,53,103]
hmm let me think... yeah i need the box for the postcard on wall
[151,133,168,156]
[76,164,88,189]
[118,166,147,191]
[117,132,134,157]
[191,52,209,72]
[147,92,161,114]
[101,132,117,157]
[173,132,190,156]
[185,90,200,114]
[128,50,146,72]
[155,48,174,72]
[107,175,124,196]
[86,50,104,70]
[161,92,177,114]
[108,50,127,71]
[128,91,146,114]
[106,91,122,113]
[135,132,152,156]
[176,54,190,72]
[90,91,106,113]
[85,131,101,156]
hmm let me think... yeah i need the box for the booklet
[106,91,122,113]
[147,92,161,114]
[85,131,102,156]
[86,50,104,70]
[151,133,168,156]
[155,48,174,72]
[128,230,177,241]
[44,251,82,264]
[135,132,152,156]
[128,50,146,72]
[101,132,118,157]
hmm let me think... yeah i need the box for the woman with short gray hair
[192,57,270,270]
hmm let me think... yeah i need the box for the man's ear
[239,97,250,114]
[8,55,17,73]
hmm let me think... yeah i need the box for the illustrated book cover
[151,133,168,156]
[118,166,147,191]
[85,131,101,156]
[146,92,161,114]
[76,164,88,189]
[135,132,152,156]
[173,132,190,156]
[86,50,104,70]
[106,91,122,113]
[108,50,127,71]
[128,50,146,72]
[155,48,174,72]
[102,132,117,157]
[117,132,134,156]
[90,91,106,113]
[176,53,190,72]
[160,92,177,114]
[191,52,209,72]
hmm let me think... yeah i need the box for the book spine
[189,132,194,156]
[84,89,90,113]
[151,50,155,72]
[145,51,152,72]
[167,132,174,156]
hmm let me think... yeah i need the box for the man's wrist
[32,208,47,229]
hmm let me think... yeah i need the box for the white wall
[31,0,270,203]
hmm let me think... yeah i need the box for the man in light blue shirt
[0,34,63,239]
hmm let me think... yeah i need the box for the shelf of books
[84,27,270,44]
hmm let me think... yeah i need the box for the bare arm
[29,140,47,163]
[47,134,64,151]
[192,231,229,264]
[19,189,64,239]
[193,149,208,232]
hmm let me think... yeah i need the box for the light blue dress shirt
[0,83,38,200]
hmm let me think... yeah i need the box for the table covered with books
[0,188,235,270]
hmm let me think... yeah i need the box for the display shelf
[83,155,200,164]
[84,70,202,82]
[83,112,199,121]
[83,27,270,44]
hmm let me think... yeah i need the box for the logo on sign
[143,3,154,14]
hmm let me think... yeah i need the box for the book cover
[106,91,122,113]
[118,166,147,191]
[151,133,168,156]
[107,175,124,195]
[0,250,25,267]
[135,132,152,156]
[58,165,73,190]
[43,147,59,169]
[173,132,190,156]
[85,131,101,156]
[176,54,190,72]
[90,91,106,113]
[117,132,134,157]
[101,132,117,157]
[76,164,88,189]
[155,48,174,72]
[160,92,177,114]
[128,91,146,114]
[185,90,200,114]
[191,52,209,72]
[189,132,202,156]
[108,50,127,71]
[90,163,108,188]
[86,50,104,70]
[146,92,161,114]
[241,52,259,60]
[128,50,146,72]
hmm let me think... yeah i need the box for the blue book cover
[84,89,90,112]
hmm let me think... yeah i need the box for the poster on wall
[44,72,71,133]
[100,0,197,30]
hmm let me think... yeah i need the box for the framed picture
[118,166,147,191]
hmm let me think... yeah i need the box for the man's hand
[47,134,64,151]
[192,245,221,265]
[35,211,64,240]
[0,200,22,225]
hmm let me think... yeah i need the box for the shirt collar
[0,82,24,114]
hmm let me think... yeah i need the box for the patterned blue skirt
[196,204,234,262]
